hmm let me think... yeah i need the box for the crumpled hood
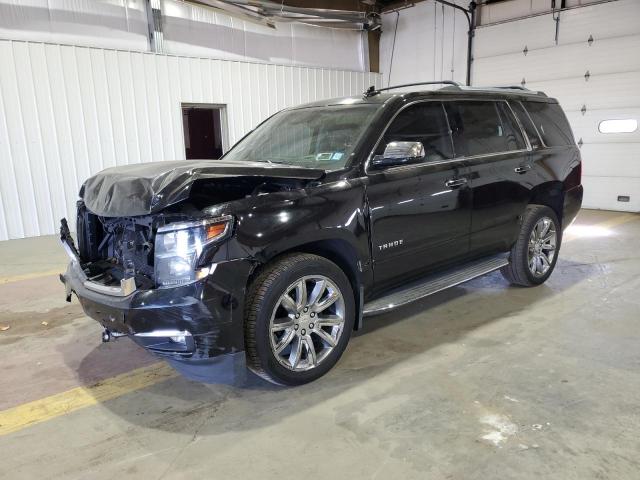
[81,160,325,217]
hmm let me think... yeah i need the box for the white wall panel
[0,0,149,50]
[0,39,382,240]
[379,1,468,86]
[0,0,367,72]
[474,0,640,212]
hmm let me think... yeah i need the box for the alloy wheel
[269,275,346,372]
[527,216,557,277]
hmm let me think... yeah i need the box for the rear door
[444,100,530,256]
[366,101,472,291]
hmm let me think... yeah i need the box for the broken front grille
[76,203,156,287]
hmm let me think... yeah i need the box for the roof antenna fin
[364,85,378,97]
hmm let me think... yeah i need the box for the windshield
[223,105,380,170]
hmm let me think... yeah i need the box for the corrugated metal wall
[379,2,468,87]
[0,39,382,240]
[474,0,640,212]
[162,0,368,70]
[0,0,368,71]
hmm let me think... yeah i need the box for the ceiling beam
[186,0,277,27]
[380,1,422,12]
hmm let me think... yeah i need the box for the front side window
[223,105,380,170]
[445,101,526,157]
[375,102,454,162]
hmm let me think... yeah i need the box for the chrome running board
[363,254,509,316]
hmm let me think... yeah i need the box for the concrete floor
[0,209,639,479]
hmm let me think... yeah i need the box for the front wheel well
[247,239,363,330]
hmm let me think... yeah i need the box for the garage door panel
[476,1,640,212]
[480,0,550,26]
[581,176,640,212]
[525,72,640,112]
[557,0,640,46]
[580,144,640,178]
[476,0,640,58]
[567,109,640,144]
[475,16,555,58]
[475,35,640,85]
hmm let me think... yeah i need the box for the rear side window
[522,101,574,146]
[509,101,543,149]
[496,102,527,150]
[378,102,453,162]
[444,101,526,157]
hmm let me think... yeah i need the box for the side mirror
[371,141,425,168]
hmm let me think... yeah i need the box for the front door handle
[445,177,468,188]
[514,164,532,174]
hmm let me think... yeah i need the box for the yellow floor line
[0,362,177,436]
[0,268,65,285]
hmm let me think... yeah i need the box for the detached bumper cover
[61,258,254,360]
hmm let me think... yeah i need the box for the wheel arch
[529,181,564,226]
[248,238,365,331]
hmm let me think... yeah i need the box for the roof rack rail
[493,85,530,91]
[364,81,461,97]
[491,85,547,97]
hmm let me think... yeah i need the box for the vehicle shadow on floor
[72,257,598,435]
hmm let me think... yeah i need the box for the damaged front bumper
[59,220,253,361]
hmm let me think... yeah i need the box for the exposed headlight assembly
[154,215,233,287]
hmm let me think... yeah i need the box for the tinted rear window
[522,101,574,146]
[444,101,526,157]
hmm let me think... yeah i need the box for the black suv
[60,82,583,385]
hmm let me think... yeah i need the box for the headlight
[154,215,233,287]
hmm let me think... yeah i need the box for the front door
[366,101,472,292]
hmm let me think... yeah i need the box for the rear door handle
[514,164,532,174]
[445,177,468,188]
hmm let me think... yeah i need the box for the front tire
[501,205,561,287]
[244,253,355,386]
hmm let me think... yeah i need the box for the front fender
[227,179,371,268]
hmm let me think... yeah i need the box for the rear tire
[244,253,355,386]
[501,205,561,287]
